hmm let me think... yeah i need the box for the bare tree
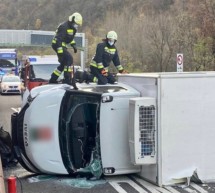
[141,13,176,72]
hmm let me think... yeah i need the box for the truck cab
[12,83,141,177]
[20,55,62,91]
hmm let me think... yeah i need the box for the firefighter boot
[74,70,95,83]
[63,72,72,85]
[49,73,59,84]
[85,72,95,84]
[74,70,86,83]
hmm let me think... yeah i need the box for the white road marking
[155,186,172,193]
[106,176,148,193]
[106,175,211,193]
[165,186,181,193]
[109,181,130,193]
[184,187,197,193]
[106,176,174,193]
[11,107,21,113]
[190,183,208,193]
[132,176,169,193]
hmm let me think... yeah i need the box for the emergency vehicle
[0,48,18,76]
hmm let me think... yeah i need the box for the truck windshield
[30,64,62,80]
[0,59,15,68]
[59,91,101,174]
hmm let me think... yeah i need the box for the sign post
[177,53,183,72]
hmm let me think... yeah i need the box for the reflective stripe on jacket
[52,21,77,53]
[90,42,122,71]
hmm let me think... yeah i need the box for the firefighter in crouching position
[89,30,128,85]
[49,12,83,84]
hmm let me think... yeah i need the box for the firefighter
[89,30,128,85]
[49,12,83,84]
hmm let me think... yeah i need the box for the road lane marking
[106,176,148,193]
[107,176,171,193]
[184,187,197,193]
[165,186,181,193]
[132,176,170,193]
[109,181,130,193]
[190,183,208,193]
[106,175,210,193]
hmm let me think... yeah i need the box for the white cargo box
[119,72,215,186]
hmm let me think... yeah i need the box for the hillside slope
[0,0,173,30]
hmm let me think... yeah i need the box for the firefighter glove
[101,69,108,76]
[119,69,129,74]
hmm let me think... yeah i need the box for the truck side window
[29,66,36,79]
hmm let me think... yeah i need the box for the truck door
[100,96,140,175]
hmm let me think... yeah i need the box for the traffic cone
[8,175,17,193]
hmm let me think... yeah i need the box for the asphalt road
[0,94,214,193]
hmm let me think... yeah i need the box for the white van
[12,83,141,178]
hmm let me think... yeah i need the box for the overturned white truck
[11,72,215,186]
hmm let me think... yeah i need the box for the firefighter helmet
[69,12,83,26]
[107,31,118,41]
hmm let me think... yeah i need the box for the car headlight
[2,84,8,89]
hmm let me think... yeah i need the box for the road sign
[177,53,183,72]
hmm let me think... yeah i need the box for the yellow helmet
[107,31,117,41]
[69,12,83,26]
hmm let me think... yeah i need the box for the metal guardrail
[0,30,87,69]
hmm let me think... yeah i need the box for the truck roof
[0,48,17,53]
[28,55,60,65]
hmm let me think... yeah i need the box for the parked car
[0,74,22,94]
